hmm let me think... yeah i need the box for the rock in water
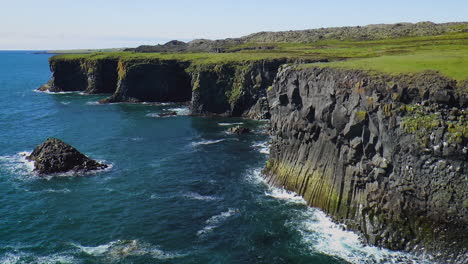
[158,111,178,117]
[27,138,107,174]
[228,126,251,135]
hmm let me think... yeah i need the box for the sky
[0,0,466,50]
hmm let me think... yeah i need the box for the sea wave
[218,122,244,126]
[252,141,270,155]
[0,151,35,178]
[295,209,437,264]
[265,188,306,204]
[85,101,101,105]
[71,239,185,261]
[183,192,221,201]
[166,107,190,116]
[43,188,71,194]
[197,208,239,236]
[191,139,225,147]
[245,168,436,264]
[33,89,84,95]
[0,252,77,264]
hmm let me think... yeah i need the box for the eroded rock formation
[265,66,467,262]
[27,138,107,174]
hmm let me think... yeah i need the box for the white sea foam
[295,209,437,264]
[252,141,270,155]
[60,101,71,105]
[0,252,77,264]
[146,113,160,118]
[166,107,190,116]
[86,101,101,105]
[33,89,81,95]
[218,122,244,126]
[72,239,185,260]
[197,209,238,236]
[183,192,221,201]
[191,139,225,147]
[265,188,306,204]
[0,151,35,178]
[43,188,71,194]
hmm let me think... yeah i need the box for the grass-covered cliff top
[50,31,468,81]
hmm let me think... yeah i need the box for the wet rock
[158,111,177,117]
[27,138,107,175]
[228,126,251,135]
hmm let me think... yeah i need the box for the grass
[50,32,468,81]
[307,49,468,81]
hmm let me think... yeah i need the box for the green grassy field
[51,32,468,81]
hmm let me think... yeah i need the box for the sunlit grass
[50,32,468,80]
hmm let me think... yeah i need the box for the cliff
[39,57,119,94]
[265,66,467,263]
[42,55,318,118]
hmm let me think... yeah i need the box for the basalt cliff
[40,43,467,263]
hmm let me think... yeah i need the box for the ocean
[0,51,435,264]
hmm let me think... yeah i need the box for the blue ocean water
[0,51,436,264]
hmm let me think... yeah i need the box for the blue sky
[1,0,466,50]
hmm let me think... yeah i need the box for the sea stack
[27,138,107,174]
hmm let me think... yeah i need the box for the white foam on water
[191,139,225,147]
[166,107,190,116]
[252,141,270,155]
[0,151,36,179]
[43,188,71,194]
[33,89,81,95]
[246,168,437,264]
[265,188,306,204]
[72,239,185,261]
[294,209,437,264]
[85,101,101,105]
[183,192,221,201]
[146,113,160,118]
[0,252,77,264]
[197,208,239,236]
[60,101,71,105]
[218,122,244,126]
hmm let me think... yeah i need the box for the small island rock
[27,138,107,174]
[228,126,251,135]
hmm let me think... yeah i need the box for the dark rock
[265,67,467,263]
[158,111,177,117]
[228,126,251,135]
[27,138,107,175]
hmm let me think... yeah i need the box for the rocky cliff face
[42,57,297,118]
[265,66,467,263]
[101,60,192,103]
[40,58,119,94]
[189,59,288,118]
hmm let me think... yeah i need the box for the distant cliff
[41,55,320,118]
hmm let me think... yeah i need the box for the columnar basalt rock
[265,66,467,263]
